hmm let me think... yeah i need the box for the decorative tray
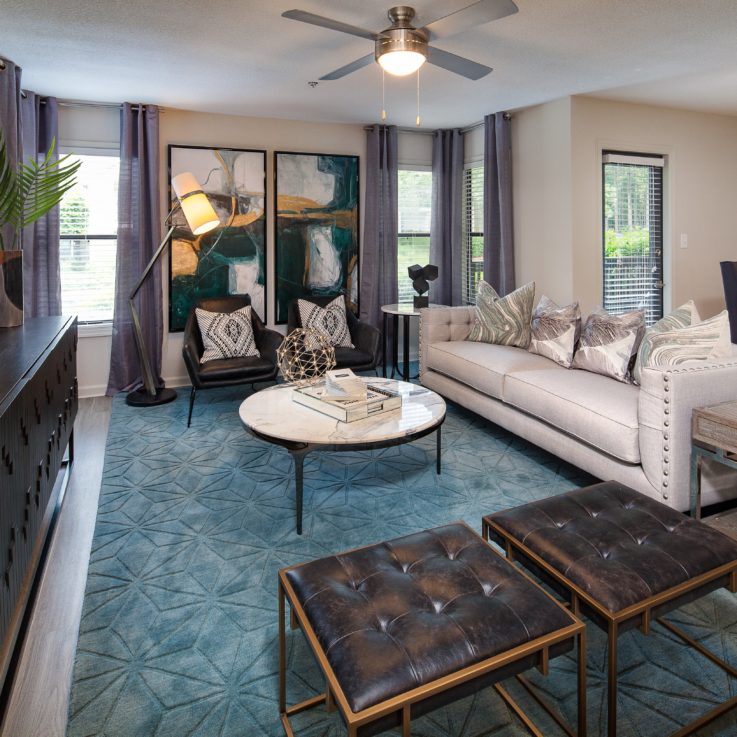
[292,381,402,423]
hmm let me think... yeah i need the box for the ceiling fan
[282,0,518,81]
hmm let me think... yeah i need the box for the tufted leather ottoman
[278,523,586,737]
[483,480,737,737]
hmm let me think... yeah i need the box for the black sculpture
[407,264,439,309]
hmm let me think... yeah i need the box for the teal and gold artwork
[168,145,266,331]
[274,151,359,324]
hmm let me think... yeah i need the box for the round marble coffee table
[239,378,446,534]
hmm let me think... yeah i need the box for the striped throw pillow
[467,280,535,348]
[633,301,700,384]
[635,310,732,380]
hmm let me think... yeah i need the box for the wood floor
[0,397,112,737]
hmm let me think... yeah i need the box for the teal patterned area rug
[67,386,737,736]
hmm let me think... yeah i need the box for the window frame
[59,144,119,335]
[600,149,666,326]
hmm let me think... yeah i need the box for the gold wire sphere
[277,328,336,385]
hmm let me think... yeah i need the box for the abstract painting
[274,151,359,324]
[168,145,266,331]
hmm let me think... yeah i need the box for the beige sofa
[420,305,737,512]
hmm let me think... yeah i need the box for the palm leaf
[0,134,81,248]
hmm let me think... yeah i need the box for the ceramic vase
[0,250,23,327]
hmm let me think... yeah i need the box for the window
[462,164,484,304]
[397,168,432,303]
[59,151,119,323]
[602,151,664,325]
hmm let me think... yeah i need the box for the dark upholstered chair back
[721,261,737,344]
[285,293,380,372]
[181,293,282,427]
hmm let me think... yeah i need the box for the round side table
[380,303,446,381]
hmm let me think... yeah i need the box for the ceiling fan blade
[426,46,492,80]
[420,0,518,40]
[282,10,380,41]
[320,54,376,81]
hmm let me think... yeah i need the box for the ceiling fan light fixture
[378,49,426,76]
[375,12,428,77]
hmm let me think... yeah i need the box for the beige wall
[514,95,737,317]
[512,97,573,304]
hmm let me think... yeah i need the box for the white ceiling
[3,0,737,128]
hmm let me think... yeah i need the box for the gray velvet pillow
[572,307,645,382]
[467,280,535,348]
[528,295,581,368]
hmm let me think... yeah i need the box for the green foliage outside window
[604,227,650,257]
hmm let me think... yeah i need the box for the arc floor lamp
[126,172,220,407]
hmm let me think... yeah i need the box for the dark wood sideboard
[0,316,78,693]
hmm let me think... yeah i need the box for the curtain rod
[16,92,152,112]
[364,113,510,135]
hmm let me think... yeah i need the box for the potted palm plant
[0,129,80,326]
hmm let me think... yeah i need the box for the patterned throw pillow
[632,300,700,384]
[467,280,535,348]
[195,305,260,363]
[528,296,581,368]
[572,307,645,382]
[634,310,732,380]
[297,295,354,348]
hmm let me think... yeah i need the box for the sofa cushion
[426,342,558,400]
[505,368,640,463]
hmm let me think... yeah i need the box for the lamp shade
[171,172,220,235]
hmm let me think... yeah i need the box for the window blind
[462,164,484,305]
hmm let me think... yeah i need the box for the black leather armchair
[286,295,381,372]
[182,295,282,427]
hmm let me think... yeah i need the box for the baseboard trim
[78,384,108,399]
[78,375,192,399]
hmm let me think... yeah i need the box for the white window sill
[78,321,113,338]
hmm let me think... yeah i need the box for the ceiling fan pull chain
[381,69,387,121]
[416,67,421,127]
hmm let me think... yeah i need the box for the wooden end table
[691,400,737,518]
